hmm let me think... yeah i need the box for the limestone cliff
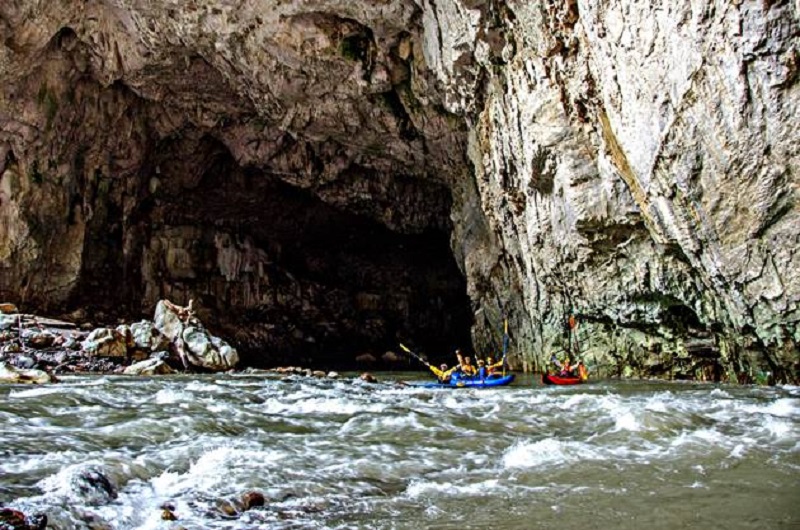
[0,0,797,381]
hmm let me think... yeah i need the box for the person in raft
[476,359,487,379]
[461,356,478,376]
[485,355,504,376]
[576,360,589,381]
[551,355,575,376]
[427,362,456,384]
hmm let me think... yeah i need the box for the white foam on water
[405,478,502,499]
[338,411,429,435]
[8,386,63,398]
[613,412,641,432]
[184,380,226,393]
[645,399,669,413]
[35,462,119,504]
[760,416,794,438]
[738,398,800,418]
[260,396,384,416]
[560,394,593,409]
[153,388,193,405]
[151,445,283,496]
[709,388,732,398]
[501,438,591,469]
[728,444,747,459]
[670,428,728,450]
[763,398,800,418]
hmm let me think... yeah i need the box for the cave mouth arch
[71,131,473,369]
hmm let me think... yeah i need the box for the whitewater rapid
[1,374,798,529]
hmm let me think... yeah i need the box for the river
[1,373,798,529]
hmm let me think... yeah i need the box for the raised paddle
[501,318,509,376]
[399,343,429,367]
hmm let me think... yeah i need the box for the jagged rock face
[0,1,797,380]
[435,1,799,381]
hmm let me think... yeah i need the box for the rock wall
[0,0,797,380]
[424,0,799,381]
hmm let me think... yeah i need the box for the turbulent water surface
[1,373,798,529]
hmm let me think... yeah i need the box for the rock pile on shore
[0,300,238,383]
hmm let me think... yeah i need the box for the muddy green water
[1,373,798,529]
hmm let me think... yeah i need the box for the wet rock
[115,325,135,349]
[0,314,17,331]
[14,356,35,369]
[160,508,177,521]
[240,491,265,510]
[62,335,81,350]
[82,328,128,358]
[312,370,326,378]
[182,326,239,371]
[360,372,377,383]
[25,330,56,349]
[0,509,44,530]
[154,300,239,372]
[327,371,340,379]
[0,362,56,384]
[130,320,169,352]
[1,343,21,355]
[215,499,237,517]
[123,358,176,375]
[0,508,25,529]
[68,467,117,505]
[0,303,18,314]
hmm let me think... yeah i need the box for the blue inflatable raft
[409,373,515,388]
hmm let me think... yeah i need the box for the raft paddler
[476,359,487,380]
[577,360,589,381]
[461,356,478,376]
[427,362,456,384]
[485,355,504,376]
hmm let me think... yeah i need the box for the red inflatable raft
[542,372,585,385]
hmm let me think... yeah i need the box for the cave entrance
[124,135,472,369]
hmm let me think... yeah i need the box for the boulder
[123,358,176,376]
[0,303,18,314]
[25,330,56,349]
[151,299,239,372]
[182,326,239,371]
[153,300,187,343]
[82,328,128,358]
[130,320,170,351]
[360,372,377,383]
[0,314,17,331]
[0,362,57,384]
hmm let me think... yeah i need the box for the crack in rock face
[0,1,797,380]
